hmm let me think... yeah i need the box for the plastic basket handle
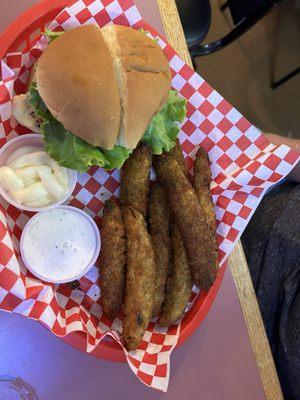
[0,0,74,59]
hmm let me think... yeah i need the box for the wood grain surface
[157,1,284,399]
[230,242,284,400]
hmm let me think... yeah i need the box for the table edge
[156,1,284,399]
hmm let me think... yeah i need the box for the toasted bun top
[36,24,171,150]
[36,25,120,149]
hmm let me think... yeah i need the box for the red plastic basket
[0,0,226,362]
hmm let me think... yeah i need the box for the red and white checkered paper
[0,0,299,392]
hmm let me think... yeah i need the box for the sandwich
[12,24,186,172]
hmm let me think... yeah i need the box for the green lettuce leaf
[142,90,186,154]
[28,83,49,120]
[28,84,130,172]
[102,146,132,170]
[138,28,158,43]
[28,84,186,171]
[44,28,65,42]
[42,118,108,172]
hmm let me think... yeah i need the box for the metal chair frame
[188,0,299,89]
[190,0,283,57]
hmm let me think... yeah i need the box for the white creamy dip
[0,146,69,207]
[20,206,100,283]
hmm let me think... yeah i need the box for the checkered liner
[0,0,299,392]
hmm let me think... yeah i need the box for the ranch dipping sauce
[20,206,101,283]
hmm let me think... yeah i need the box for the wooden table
[156,1,283,399]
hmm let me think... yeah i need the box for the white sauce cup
[20,206,101,283]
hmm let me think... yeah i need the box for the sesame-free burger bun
[35,24,171,150]
[101,25,171,149]
[36,25,120,150]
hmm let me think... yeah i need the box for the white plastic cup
[20,206,101,283]
[0,134,77,212]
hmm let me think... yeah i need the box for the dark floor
[194,0,300,139]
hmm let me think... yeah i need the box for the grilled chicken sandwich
[12,25,186,172]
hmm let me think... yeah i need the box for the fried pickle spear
[194,148,216,230]
[154,154,217,289]
[148,182,171,317]
[122,206,156,351]
[120,144,152,218]
[194,147,218,270]
[159,140,193,325]
[169,139,190,180]
[99,199,127,321]
[159,221,193,326]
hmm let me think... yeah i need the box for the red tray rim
[0,0,227,362]
[60,264,226,362]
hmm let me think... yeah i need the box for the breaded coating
[122,206,156,351]
[120,144,152,217]
[99,199,127,320]
[158,140,193,325]
[148,182,171,317]
[194,147,218,272]
[194,148,217,229]
[154,154,217,289]
[159,221,193,326]
[169,139,190,180]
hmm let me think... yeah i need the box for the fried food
[148,182,171,317]
[194,148,217,229]
[158,140,192,325]
[194,147,218,271]
[159,221,193,326]
[120,144,152,217]
[122,206,156,351]
[154,153,217,289]
[99,199,127,320]
[169,139,190,180]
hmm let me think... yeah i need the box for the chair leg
[192,56,197,70]
[271,67,300,89]
[191,0,283,57]
[220,1,228,12]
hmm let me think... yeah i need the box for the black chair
[176,0,299,88]
[176,0,283,56]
